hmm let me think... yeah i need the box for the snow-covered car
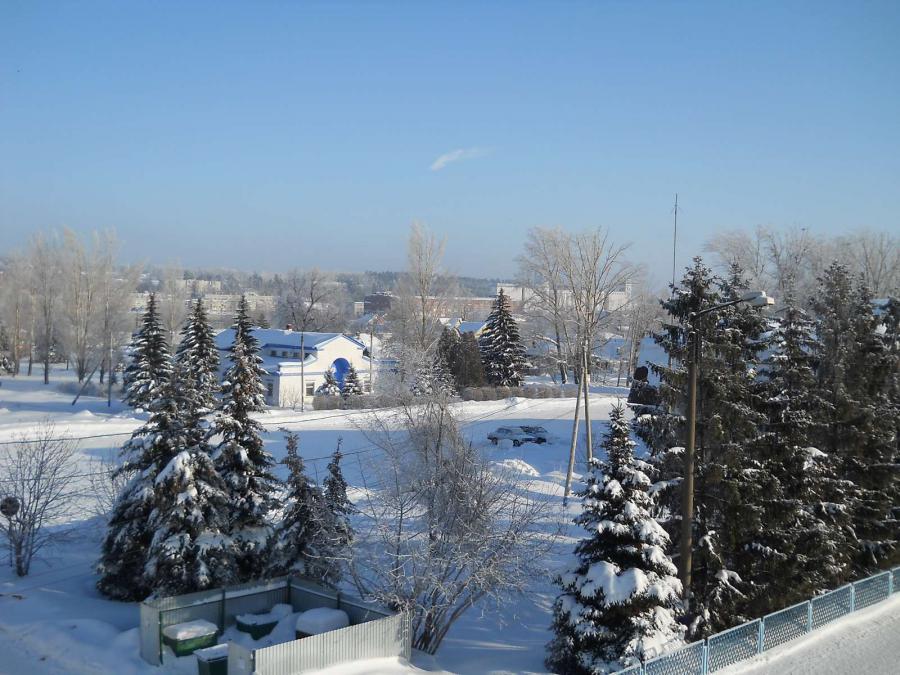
[487,426,549,447]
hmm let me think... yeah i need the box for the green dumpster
[195,643,229,675]
[235,611,280,640]
[161,619,219,657]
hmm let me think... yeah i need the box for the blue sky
[1,1,898,283]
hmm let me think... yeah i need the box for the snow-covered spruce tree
[173,298,220,445]
[454,330,486,388]
[268,431,338,586]
[323,438,353,553]
[410,352,456,398]
[99,363,182,600]
[634,260,771,636]
[342,364,364,399]
[316,368,341,396]
[210,296,277,582]
[122,292,172,411]
[547,404,682,674]
[744,297,852,614]
[142,374,232,596]
[811,265,898,572]
[479,289,528,386]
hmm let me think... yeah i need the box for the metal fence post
[850,584,856,612]
[757,618,765,654]
[702,641,709,675]
[158,609,163,665]
[889,571,894,595]
[220,587,226,632]
[806,601,812,633]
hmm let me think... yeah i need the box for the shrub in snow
[316,368,342,397]
[352,396,554,654]
[341,364,364,400]
[547,404,682,674]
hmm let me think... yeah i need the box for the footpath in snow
[721,591,900,675]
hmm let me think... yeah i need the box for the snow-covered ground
[0,364,629,674]
[722,592,900,675]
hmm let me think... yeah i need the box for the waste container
[195,644,229,675]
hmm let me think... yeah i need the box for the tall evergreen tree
[811,265,898,571]
[142,375,232,596]
[99,363,183,600]
[546,405,682,674]
[455,331,486,388]
[324,439,353,553]
[744,298,852,613]
[174,298,220,445]
[211,296,276,581]
[479,289,528,386]
[122,292,171,411]
[268,431,337,586]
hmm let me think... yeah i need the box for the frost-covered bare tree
[158,264,189,347]
[557,228,633,371]
[0,423,81,576]
[703,225,772,291]
[392,222,454,355]
[842,230,900,297]
[29,231,63,384]
[87,449,134,521]
[350,397,557,654]
[0,252,34,375]
[517,226,575,383]
[276,267,346,331]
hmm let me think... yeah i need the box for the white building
[214,328,373,408]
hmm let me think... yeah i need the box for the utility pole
[582,342,592,463]
[300,330,306,412]
[368,315,377,395]
[678,290,773,613]
[680,325,698,613]
[563,359,583,504]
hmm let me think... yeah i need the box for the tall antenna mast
[671,193,678,291]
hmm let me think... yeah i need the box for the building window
[266,381,274,399]
[292,351,300,358]
[305,382,314,396]
[270,350,277,357]
[281,351,288,357]
[364,381,372,393]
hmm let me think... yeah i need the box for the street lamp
[679,290,773,611]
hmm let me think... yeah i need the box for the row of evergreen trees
[640,259,898,637]
[547,259,898,672]
[97,294,351,600]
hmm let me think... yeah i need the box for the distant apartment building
[496,282,632,314]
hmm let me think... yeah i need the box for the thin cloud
[429,147,490,171]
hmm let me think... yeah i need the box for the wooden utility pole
[582,343,592,463]
[300,331,306,412]
[563,359,583,504]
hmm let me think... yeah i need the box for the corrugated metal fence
[624,566,900,675]
[139,576,411,673]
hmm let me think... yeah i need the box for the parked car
[487,425,549,447]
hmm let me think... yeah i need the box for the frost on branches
[341,364,364,399]
[122,292,172,412]
[547,405,682,674]
[173,298,220,442]
[479,288,528,387]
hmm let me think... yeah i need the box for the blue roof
[215,328,365,351]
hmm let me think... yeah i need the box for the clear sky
[2,1,898,283]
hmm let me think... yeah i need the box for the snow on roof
[214,328,365,351]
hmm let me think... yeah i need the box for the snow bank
[492,458,540,477]
[295,608,350,636]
